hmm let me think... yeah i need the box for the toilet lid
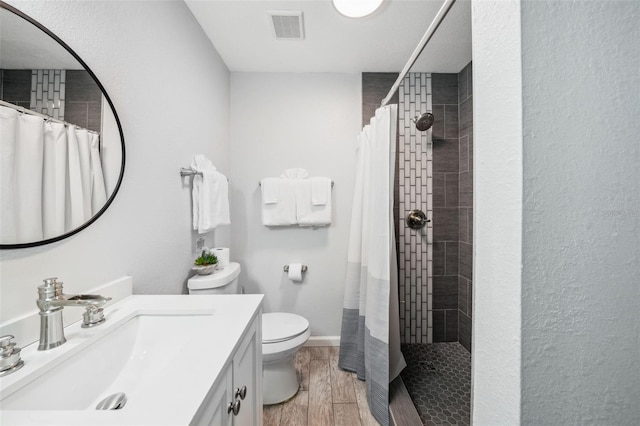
[262,313,309,343]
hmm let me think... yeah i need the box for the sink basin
[1,314,209,411]
[0,294,263,425]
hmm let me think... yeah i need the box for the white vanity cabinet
[193,309,262,426]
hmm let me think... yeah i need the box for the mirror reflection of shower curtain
[0,105,107,243]
[338,104,405,426]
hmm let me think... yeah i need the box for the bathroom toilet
[187,262,310,405]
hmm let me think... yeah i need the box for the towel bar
[180,168,202,177]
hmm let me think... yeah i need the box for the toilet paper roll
[212,247,230,268]
[288,263,303,282]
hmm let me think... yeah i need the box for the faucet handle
[82,306,106,328]
[0,335,24,377]
[42,277,58,287]
[0,335,16,354]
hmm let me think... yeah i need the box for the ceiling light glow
[332,0,384,18]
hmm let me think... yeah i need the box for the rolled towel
[281,168,309,179]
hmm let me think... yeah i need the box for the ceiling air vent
[268,11,305,40]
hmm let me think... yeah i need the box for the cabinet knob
[235,386,247,400]
[227,399,241,416]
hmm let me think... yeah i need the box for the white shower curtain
[0,105,107,244]
[339,104,405,426]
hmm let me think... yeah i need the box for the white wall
[229,73,361,337]
[0,1,230,324]
[520,1,640,424]
[471,1,523,424]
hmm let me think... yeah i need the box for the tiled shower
[363,62,474,425]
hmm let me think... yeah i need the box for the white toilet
[187,262,310,405]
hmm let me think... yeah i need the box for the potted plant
[192,249,218,275]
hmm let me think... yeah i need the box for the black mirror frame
[0,1,125,249]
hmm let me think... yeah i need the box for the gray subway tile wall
[65,70,102,132]
[431,73,460,342]
[0,69,32,108]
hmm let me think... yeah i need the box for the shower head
[414,112,434,131]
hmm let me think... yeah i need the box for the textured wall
[520,0,640,423]
[1,0,231,323]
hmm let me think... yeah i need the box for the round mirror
[0,3,125,248]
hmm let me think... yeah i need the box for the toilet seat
[262,313,309,344]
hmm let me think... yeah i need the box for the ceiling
[185,0,472,74]
[0,8,83,69]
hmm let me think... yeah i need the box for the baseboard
[304,336,340,347]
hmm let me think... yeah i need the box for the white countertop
[0,294,263,425]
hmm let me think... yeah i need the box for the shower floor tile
[401,342,471,425]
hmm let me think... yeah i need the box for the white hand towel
[262,178,297,226]
[281,168,309,179]
[296,179,331,226]
[310,177,331,206]
[191,155,230,234]
[261,178,279,204]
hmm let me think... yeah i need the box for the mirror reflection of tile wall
[0,69,101,131]
[31,69,66,120]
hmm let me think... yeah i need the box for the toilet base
[263,353,300,405]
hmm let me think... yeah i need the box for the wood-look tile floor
[263,346,381,426]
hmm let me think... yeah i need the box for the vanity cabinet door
[232,313,262,426]
[192,365,232,426]
[209,368,233,426]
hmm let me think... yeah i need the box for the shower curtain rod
[380,0,457,107]
[0,99,99,135]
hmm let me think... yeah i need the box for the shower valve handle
[406,210,429,230]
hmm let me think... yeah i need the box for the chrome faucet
[37,278,112,351]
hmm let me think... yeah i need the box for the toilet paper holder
[283,265,308,272]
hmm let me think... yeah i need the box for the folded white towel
[310,177,331,206]
[281,168,309,179]
[261,178,279,204]
[296,179,331,226]
[262,178,297,226]
[191,155,230,233]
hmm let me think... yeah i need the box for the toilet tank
[187,262,241,295]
